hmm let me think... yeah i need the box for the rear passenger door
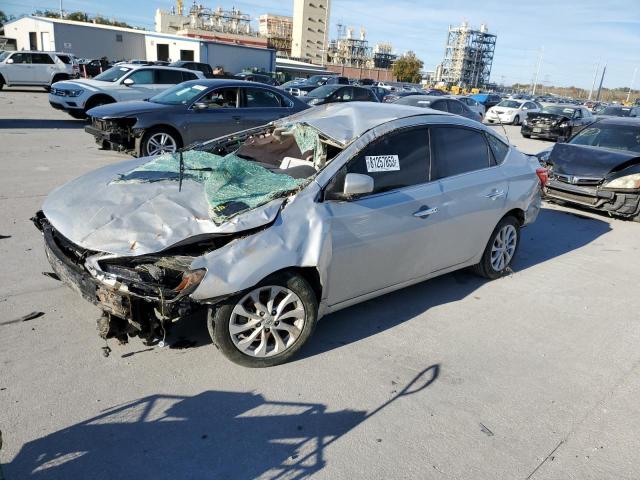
[30,53,56,85]
[425,126,510,271]
[239,87,294,129]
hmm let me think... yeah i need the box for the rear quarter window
[485,133,509,165]
[56,54,71,64]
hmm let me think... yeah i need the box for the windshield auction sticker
[365,155,400,172]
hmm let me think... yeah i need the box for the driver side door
[186,87,242,142]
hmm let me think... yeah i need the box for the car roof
[276,102,457,145]
[180,79,280,88]
[8,51,69,55]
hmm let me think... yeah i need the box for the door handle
[413,206,438,218]
[485,189,505,199]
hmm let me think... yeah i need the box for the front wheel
[140,128,181,157]
[513,115,520,125]
[207,272,318,367]
[472,216,520,279]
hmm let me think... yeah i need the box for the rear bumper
[545,179,640,218]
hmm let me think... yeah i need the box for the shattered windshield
[115,122,336,224]
[94,66,132,82]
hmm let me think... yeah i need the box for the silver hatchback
[35,103,542,367]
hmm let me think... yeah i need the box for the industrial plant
[436,21,497,88]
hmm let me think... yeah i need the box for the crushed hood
[549,143,639,177]
[42,157,286,256]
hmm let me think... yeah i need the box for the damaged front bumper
[84,118,138,152]
[33,212,205,344]
[545,179,640,219]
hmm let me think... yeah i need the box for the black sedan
[596,105,640,119]
[539,117,640,221]
[85,79,308,157]
[300,85,379,106]
[521,105,594,141]
[393,95,482,122]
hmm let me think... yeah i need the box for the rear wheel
[0,76,4,90]
[140,127,181,157]
[472,216,520,279]
[207,272,318,367]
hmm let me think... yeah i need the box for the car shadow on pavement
[0,119,84,129]
[5,365,440,480]
[300,207,611,360]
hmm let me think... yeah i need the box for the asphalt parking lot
[1,88,639,480]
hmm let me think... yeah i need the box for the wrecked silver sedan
[34,103,542,367]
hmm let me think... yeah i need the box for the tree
[392,51,424,83]
[0,10,16,27]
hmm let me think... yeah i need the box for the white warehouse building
[2,16,276,73]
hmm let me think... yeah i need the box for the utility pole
[531,47,544,96]
[626,66,638,103]
[595,63,607,102]
[59,0,63,18]
[588,62,599,100]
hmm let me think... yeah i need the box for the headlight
[173,268,206,294]
[603,173,640,190]
[67,89,84,97]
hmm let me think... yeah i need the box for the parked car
[79,59,113,78]
[455,95,486,118]
[281,82,317,97]
[470,93,503,110]
[34,102,542,367]
[485,99,540,125]
[235,72,278,86]
[301,85,379,105]
[393,95,482,122]
[48,64,205,119]
[382,90,427,103]
[325,76,349,85]
[169,61,215,78]
[85,79,309,156]
[539,117,640,221]
[595,105,640,118]
[521,105,594,140]
[0,50,78,91]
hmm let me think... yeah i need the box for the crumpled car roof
[276,102,446,146]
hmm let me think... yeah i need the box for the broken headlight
[603,173,640,190]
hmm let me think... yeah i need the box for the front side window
[244,88,282,108]
[9,53,31,64]
[127,69,155,85]
[329,127,430,196]
[430,127,491,180]
[447,100,464,114]
[430,100,448,112]
[334,87,354,101]
[199,88,239,108]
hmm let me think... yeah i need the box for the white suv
[0,51,78,90]
[48,64,205,119]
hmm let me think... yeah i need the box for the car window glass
[30,53,54,64]
[431,100,448,112]
[486,133,509,166]
[10,53,31,64]
[352,87,370,101]
[431,127,491,180]
[56,54,71,64]
[155,69,183,84]
[182,71,198,81]
[244,88,282,108]
[573,109,582,119]
[128,69,155,84]
[339,87,354,101]
[200,88,238,108]
[447,100,464,114]
[332,127,430,196]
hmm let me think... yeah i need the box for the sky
[2,0,639,89]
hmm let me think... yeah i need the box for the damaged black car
[538,117,640,221]
[521,105,594,141]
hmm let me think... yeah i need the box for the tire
[67,110,87,120]
[207,271,319,367]
[140,127,182,157]
[522,133,531,138]
[0,75,4,90]
[472,216,520,280]
[84,96,115,114]
[513,115,520,126]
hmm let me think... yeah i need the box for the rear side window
[335,127,430,195]
[32,53,54,64]
[485,133,509,165]
[244,88,282,108]
[56,54,71,64]
[353,87,371,101]
[155,69,184,84]
[430,100,448,112]
[447,100,464,115]
[182,71,198,81]
[430,127,491,180]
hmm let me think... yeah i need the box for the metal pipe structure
[595,63,607,102]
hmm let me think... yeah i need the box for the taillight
[536,167,549,188]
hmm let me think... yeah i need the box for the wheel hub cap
[490,224,517,271]
[229,286,306,358]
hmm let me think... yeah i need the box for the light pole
[532,47,544,96]
[588,62,599,101]
[595,63,607,102]
[626,67,638,103]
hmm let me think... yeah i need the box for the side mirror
[123,78,134,86]
[6,58,13,64]
[192,102,208,111]
[343,173,374,196]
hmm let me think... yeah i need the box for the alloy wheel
[146,132,177,156]
[490,224,517,271]
[229,286,306,358]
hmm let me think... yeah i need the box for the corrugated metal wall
[201,42,276,74]
[53,23,146,61]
